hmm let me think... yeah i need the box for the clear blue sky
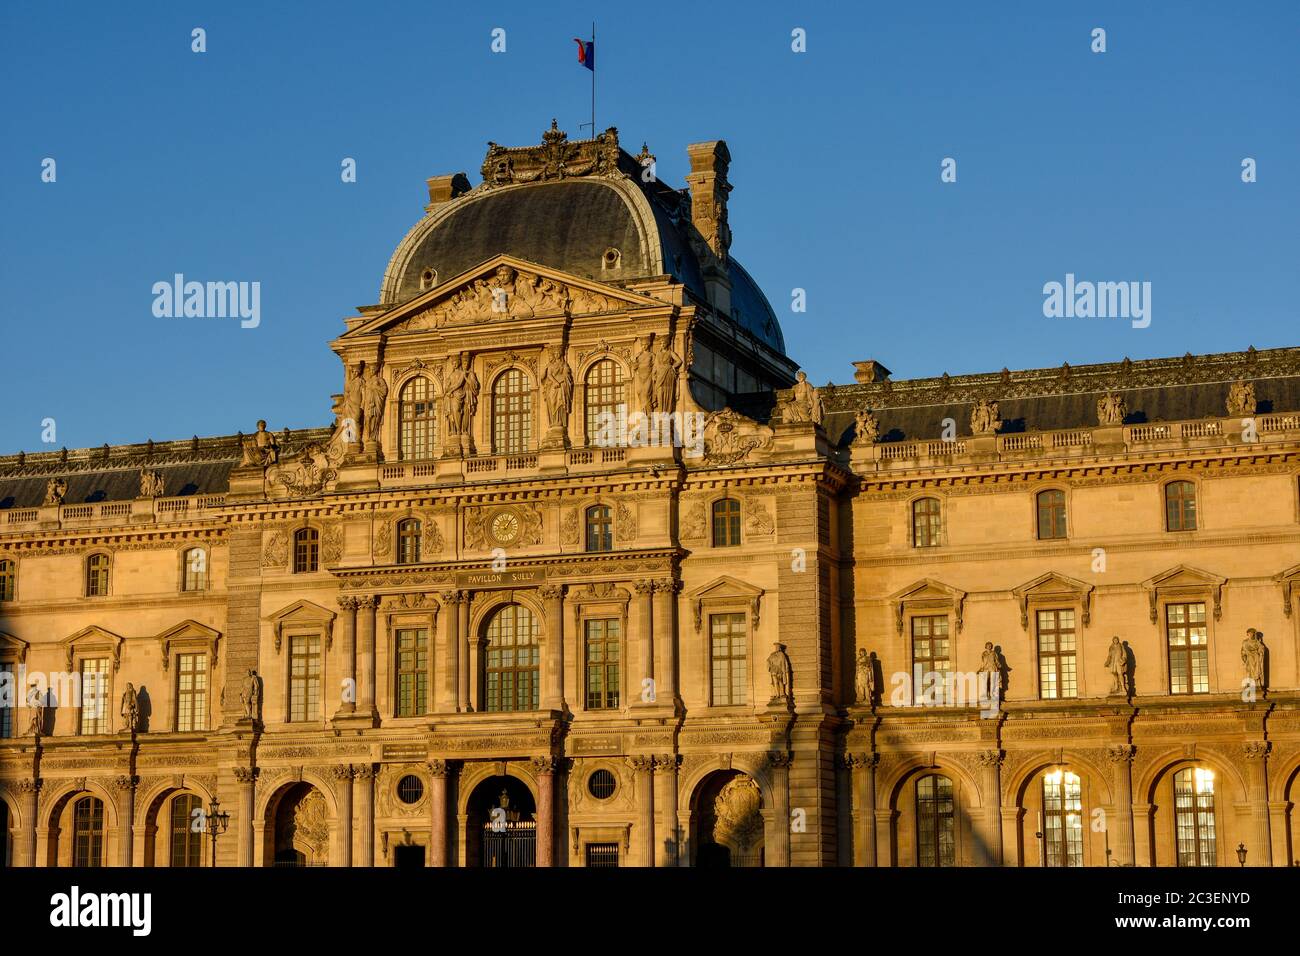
[1,1,1296,453]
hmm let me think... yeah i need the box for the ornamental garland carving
[262,530,288,569]
[561,508,580,546]
[743,498,775,536]
[321,521,344,564]
[616,500,637,541]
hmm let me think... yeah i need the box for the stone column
[540,585,565,712]
[18,779,40,867]
[654,754,679,867]
[332,765,353,867]
[768,752,792,867]
[1243,742,1273,867]
[975,750,1004,866]
[533,757,557,867]
[335,597,358,715]
[354,765,376,867]
[438,591,463,712]
[633,582,655,704]
[628,756,656,867]
[114,775,138,867]
[428,760,450,867]
[1107,744,1136,867]
[458,595,472,711]
[652,579,679,704]
[848,753,878,867]
[356,597,379,721]
[234,767,257,868]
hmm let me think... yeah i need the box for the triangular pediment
[346,255,664,338]
[61,625,125,671]
[1142,565,1226,623]
[890,579,967,634]
[267,600,337,653]
[0,630,30,664]
[156,620,222,670]
[688,575,765,632]
[1011,572,1095,628]
[1275,564,1300,618]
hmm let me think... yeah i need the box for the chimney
[685,140,733,313]
[425,172,471,211]
[853,360,892,384]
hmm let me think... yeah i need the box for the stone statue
[766,642,793,702]
[1226,380,1256,417]
[854,648,876,705]
[785,370,823,425]
[1096,393,1127,427]
[970,399,1001,436]
[1105,637,1128,696]
[362,365,389,446]
[1241,628,1265,689]
[138,468,166,499]
[652,339,683,415]
[443,353,480,451]
[43,477,68,507]
[977,642,1002,698]
[240,668,262,721]
[240,420,280,466]
[631,337,656,413]
[120,682,140,733]
[540,348,574,429]
[342,363,366,444]
[853,408,880,446]
[26,683,45,736]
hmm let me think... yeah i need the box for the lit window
[912,498,941,548]
[712,499,741,547]
[1173,767,1216,867]
[1036,609,1077,699]
[916,774,955,867]
[1165,481,1197,531]
[585,505,612,552]
[584,618,620,710]
[182,547,207,591]
[399,376,437,461]
[79,658,110,734]
[1036,490,1067,539]
[293,528,319,573]
[1167,603,1209,694]
[492,368,532,455]
[485,604,539,713]
[1042,770,1084,867]
[709,612,747,706]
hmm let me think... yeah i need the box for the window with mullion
[176,653,208,732]
[1042,770,1084,867]
[584,618,621,710]
[916,774,955,867]
[584,359,626,445]
[1165,481,1197,531]
[1036,609,1078,699]
[1166,602,1209,694]
[289,635,322,721]
[712,499,741,547]
[397,519,422,564]
[585,505,613,552]
[492,368,533,455]
[73,797,105,867]
[0,663,12,737]
[1173,767,1217,867]
[170,793,203,867]
[395,627,429,717]
[912,498,941,548]
[485,604,539,712]
[293,528,319,573]
[1036,490,1067,539]
[79,658,110,734]
[709,612,748,706]
[399,376,437,461]
[0,559,15,601]
[86,554,110,596]
[911,615,952,704]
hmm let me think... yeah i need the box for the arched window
[492,368,532,455]
[1173,767,1216,867]
[399,376,437,461]
[584,359,626,445]
[484,603,539,713]
[170,793,203,867]
[182,547,207,591]
[1165,481,1197,531]
[1042,770,1083,867]
[712,498,741,547]
[585,505,612,552]
[912,498,941,548]
[1036,490,1067,539]
[0,559,14,602]
[915,774,955,867]
[72,796,105,867]
[397,519,421,564]
[293,528,319,573]
[86,553,110,597]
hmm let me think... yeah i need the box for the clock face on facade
[489,509,521,545]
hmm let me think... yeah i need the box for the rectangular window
[1036,609,1078,699]
[289,635,322,721]
[0,663,12,738]
[79,658,110,734]
[176,653,208,732]
[1167,603,1209,694]
[584,618,621,710]
[911,616,952,704]
[709,612,748,706]
[395,627,429,717]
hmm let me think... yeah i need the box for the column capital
[438,589,468,606]
[330,764,354,781]
[112,774,139,792]
[427,759,452,778]
[15,778,42,794]
[1106,744,1136,764]
[531,755,561,776]
[632,581,655,596]
[651,578,681,594]
[337,595,359,611]
[841,752,879,771]
[974,749,1003,769]
[652,754,680,774]
[766,751,793,770]
[233,766,260,785]
[538,583,565,601]
[352,765,378,781]
[354,595,379,610]
[1242,741,1271,761]
[626,755,656,773]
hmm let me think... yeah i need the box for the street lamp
[1236,843,1247,867]
[205,797,231,868]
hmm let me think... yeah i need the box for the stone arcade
[2,123,1300,868]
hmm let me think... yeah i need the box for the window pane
[916,775,955,866]
[176,653,208,732]
[79,659,110,734]
[493,368,533,455]
[290,635,322,721]
[584,360,626,446]
[485,604,539,712]
[399,376,437,461]
[395,628,429,716]
[710,613,747,705]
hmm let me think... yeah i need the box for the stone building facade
[1,124,1298,868]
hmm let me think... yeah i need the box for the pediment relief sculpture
[700,408,774,465]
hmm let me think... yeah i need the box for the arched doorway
[1,797,10,868]
[691,770,765,867]
[466,775,536,867]
[141,788,208,867]
[265,783,330,867]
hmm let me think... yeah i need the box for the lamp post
[205,797,231,868]
[1235,843,1247,867]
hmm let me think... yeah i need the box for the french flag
[573,38,594,71]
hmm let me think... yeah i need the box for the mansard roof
[814,346,1300,447]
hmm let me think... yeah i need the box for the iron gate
[585,842,620,868]
[482,820,536,868]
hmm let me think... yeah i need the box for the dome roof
[378,126,784,354]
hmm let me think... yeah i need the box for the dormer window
[419,267,438,291]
